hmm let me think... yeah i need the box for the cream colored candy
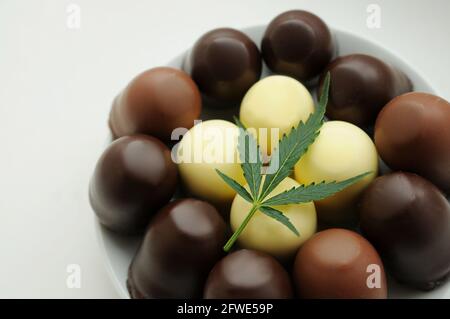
[230,177,317,260]
[294,121,378,224]
[239,75,314,154]
[177,120,245,208]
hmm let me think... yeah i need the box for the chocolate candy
[204,249,293,299]
[294,229,387,299]
[319,54,412,127]
[262,10,334,82]
[89,135,177,234]
[375,92,450,194]
[239,75,314,155]
[109,67,201,142]
[185,28,262,104]
[177,120,245,211]
[128,199,226,298]
[359,172,450,290]
[294,121,378,225]
[230,177,316,260]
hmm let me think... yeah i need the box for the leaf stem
[223,204,260,252]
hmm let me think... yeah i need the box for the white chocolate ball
[239,75,314,154]
[230,177,317,260]
[177,120,245,207]
[294,121,378,224]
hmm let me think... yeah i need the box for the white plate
[94,25,450,299]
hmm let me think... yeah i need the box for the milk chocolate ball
[204,249,293,299]
[109,67,201,142]
[185,28,262,104]
[127,199,226,298]
[359,172,450,290]
[294,229,387,299]
[375,92,450,194]
[262,10,334,82]
[90,135,177,234]
[319,54,412,127]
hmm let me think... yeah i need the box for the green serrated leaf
[234,116,263,200]
[262,172,371,206]
[215,169,253,203]
[219,73,334,252]
[259,73,331,201]
[259,206,300,236]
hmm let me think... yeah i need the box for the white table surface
[0,0,448,298]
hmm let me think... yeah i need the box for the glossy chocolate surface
[109,67,201,142]
[89,135,177,234]
[204,249,293,299]
[375,92,450,194]
[128,199,226,298]
[294,229,387,298]
[186,28,262,104]
[359,172,450,290]
[319,54,412,127]
[262,10,334,82]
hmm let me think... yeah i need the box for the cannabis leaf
[258,72,330,200]
[216,73,370,252]
[262,172,371,206]
[234,117,263,201]
[215,169,253,203]
[214,117,263,205]
[259,206,299,236]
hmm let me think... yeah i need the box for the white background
[0,0,448,298]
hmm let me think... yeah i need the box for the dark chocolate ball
[203,249,293,299]
[319,54,412,127]
[89,135,177,234]
[127,199,226,298]
[294,229,387,299]
[375,92,450,194]
[109,67,201,142]
[186,28,262,104]
[359,172,450,290]
[262,10,334,82]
